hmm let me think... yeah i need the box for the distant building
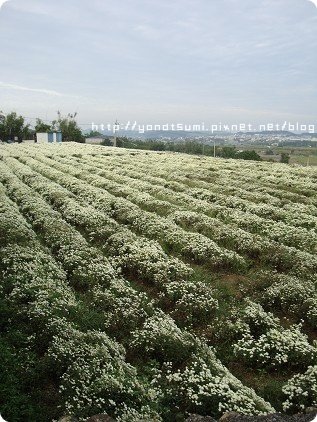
[37,132,62,143]
[85,136,105,145]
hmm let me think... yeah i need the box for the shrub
[283,366,317,412]
[130,311,196,363]
[234,325,317,369]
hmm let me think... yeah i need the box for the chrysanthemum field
[0,143,316,421]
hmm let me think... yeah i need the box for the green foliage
[35,118,52,133]
[218,147,262,161]
[101,137,113,146]
[52,111,85,143]
[236,150,263,161]
[258,379,286,413]
[86,130,103,138]
[131,311,196,364]
[0,337,40,422]
[115,140,262,161]
[0,112,31,141]
[280,153,290,164]
[0,295,60,422]
[219,146,237,159]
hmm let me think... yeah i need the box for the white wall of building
[85,137,104,145]
[36,133,49,143]
[36,132,62,143]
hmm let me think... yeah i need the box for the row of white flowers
[0,161,150,358]
[0,162,274,418]
[112,152,316,194]
[234,325,316,368]
[89,153,317,216]
[150,344,274,417]
[103,148,317,196]
[0,177,159,421]
[4,156,221,326]
[130,312,274,416]
[282,365,317,412]
[70,153,317,254]
[262,272,317,328]
[10,151,317,322]
[5,141,316,196]
[0,161,118,290]
[32,154,317,277]
[18,153,246,271]
[231,301,317,369]
[88,153,317,227]
[86,154,302,206]
[1,143,316,416]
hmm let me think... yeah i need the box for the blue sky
[0,0,316,127]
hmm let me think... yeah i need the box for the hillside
[0,143,316,422]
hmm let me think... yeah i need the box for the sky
[0,0,316,129]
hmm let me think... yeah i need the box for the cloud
[0,0,316,123]
[0,82,64,96]
[0,0,8,9]
[308,0,317,7]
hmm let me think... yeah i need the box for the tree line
[109,137,290,163]
[0,111,84,143]
[0,112,290,163]
[106,137,265,161]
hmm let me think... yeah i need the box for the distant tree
[86,130,103,138]
[52,111,85,143]
[280,153,290,164]
[236,150,263,161]
[34,118,51,133]
[23,126,33,140]
[116,136,140,148]
[184,141,203,155]
[0,112,30,142]
[101,137,112,146]
[220,146,237,159]
[149,140,166,151]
